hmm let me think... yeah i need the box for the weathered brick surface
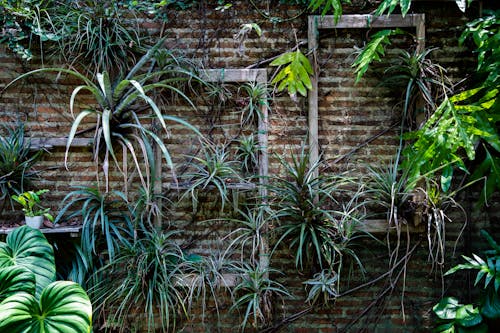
[1,1,498,332]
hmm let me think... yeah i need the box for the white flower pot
[25,215,44,229]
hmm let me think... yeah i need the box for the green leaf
[352,29,401,83]
[375,0,412,17]
[433,297,460,320]
[0,266,36,302]
[481,289,500,319]
[455,304,483,327]
[0,281,92,333]
[271,50,314,97]
[0,226,56,297]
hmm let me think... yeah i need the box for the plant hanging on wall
[5,38,205,190]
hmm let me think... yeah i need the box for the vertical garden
[0,0,499,332]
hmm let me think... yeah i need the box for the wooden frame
[307,14,426,176]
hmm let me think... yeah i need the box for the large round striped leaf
[0,225,56,296]
[0,281,92,333]
[0,266,36,302]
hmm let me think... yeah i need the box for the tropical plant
[303,269,339,306]
[374,0,413,17]
[224,205,270,265]
[270,49,313,97]
[238,82,268,127]
[5,37,203,190]
[231,264,291,331]
[236,134,259,176]
[12,189,54,221]
[181,251,237,323]
[433,230,500,332]
[183,143,242,211]
[352,29,403,83]
[92,229,185,333]
[269,145,366,277]
[0,123,44,213]
[0,225,55,297]
[43,0,142,75]
[0,226,92,333]
[55,186,133,263]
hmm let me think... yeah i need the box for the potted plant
[12,190,54,229]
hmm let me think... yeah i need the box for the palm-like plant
[6,38,203,190]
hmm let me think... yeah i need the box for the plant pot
[25,215,44,229]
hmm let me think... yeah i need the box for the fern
[352,29,402,83]
[270,49,313,97]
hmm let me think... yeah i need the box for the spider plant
[237,82,269,126]
[365,161,418,227]
[268,145,355,272]
[303,269,339,307]
[5,38,203,190]
[183,143,242,211]
[55,186,133,263]
[236,134,259,176]
[92,229,185,333]
[223,205,270,265]
[384,48,452,128]
[231,264,291,331]
[43,0,143,76]
[0,124,44,214]
[181,251,237,323]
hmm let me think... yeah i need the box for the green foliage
[303,269,338,306]
[434,231,500,332]
[0,123,44,211]
[352,29,402,83]
[0,281,92,333]
[0,225,55,297]
[236,134,259,175]
[93,229,185,332]
[184,143,242,211]
[308,0,349,21]
[231,264,291,331]
[56,186,133,263]
[0,226,92,333]
[374,0,412,17]
[7,39,203,189]
[238,82,268,126]
[269,145,366,276]
[271,49,313,97]
[12,189,53,221]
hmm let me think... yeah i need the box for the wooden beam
[308,16,320,177]
[30,137,92,149]
[0,225,82,237]
[203,69,267,83]
[316,14,426,29]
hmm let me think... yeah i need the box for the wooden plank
[415,14,426,53]
[0,225,82,237]
[316,14,426,29]
[356,219,424,234]
[30,137,92,149]
[203,69,267,83]
[308,16,320,178]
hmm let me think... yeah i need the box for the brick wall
[1,1,498,332]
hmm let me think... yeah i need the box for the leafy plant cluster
[0,226,92,333]
[433,231,500,332]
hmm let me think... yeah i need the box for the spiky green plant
[0,124,44,213]
[5,38,203,190]
[184,143,242,211]
[231,264,291,331]
[236,134,259,176]
[92,229,185,333]
[55,186,133,263]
